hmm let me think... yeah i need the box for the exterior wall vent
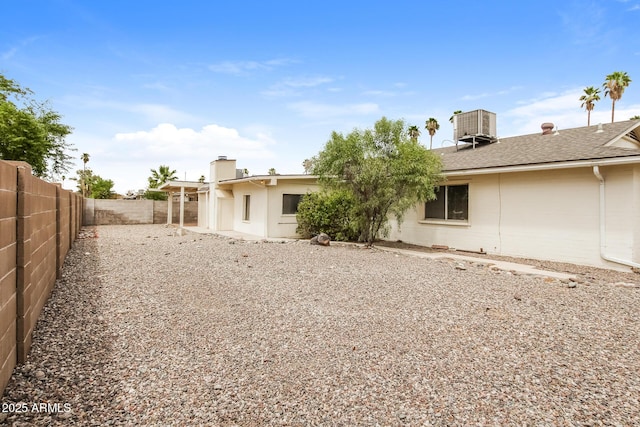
[453,109,497,146]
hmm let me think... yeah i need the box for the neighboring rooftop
[437,119,640,173]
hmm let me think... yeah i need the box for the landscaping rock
[310,233,331,246]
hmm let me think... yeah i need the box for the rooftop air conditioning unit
[453,109,497,143]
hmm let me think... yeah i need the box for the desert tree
[0,73,74,178]
[312,117,443,245]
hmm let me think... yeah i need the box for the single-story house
[177,115,639,271]
[388,118,640,271]
[197,157,319,238]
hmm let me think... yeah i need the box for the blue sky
[3,0,640,193]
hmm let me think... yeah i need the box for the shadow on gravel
[1,228,120,426]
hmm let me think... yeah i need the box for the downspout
[592,166,640,269]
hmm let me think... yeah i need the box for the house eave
[219,174,318,183]
[443,155,640,177]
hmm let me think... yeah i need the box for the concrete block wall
[16,166,58,364]
[0,160,82,394]
[0,161,18,396]
[153,201,198,224]
[84,199,154,225]
[84,199,198,225]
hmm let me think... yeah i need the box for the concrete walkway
[181,226,577,281]
[374,246,577,281]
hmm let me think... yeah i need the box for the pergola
[157,180,202,228]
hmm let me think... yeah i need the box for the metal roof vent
[218,155,227,160]
[453,109,497,148]
[541,123,554,135]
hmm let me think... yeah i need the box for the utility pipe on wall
[592,165,640,269]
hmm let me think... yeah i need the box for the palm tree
[449,110,462,123]
[408,125,421,142]
[579,86,601,126]
[148,165,178,188]
[81,153,90,197]
[603,71,632,123]
[425,117,440,150]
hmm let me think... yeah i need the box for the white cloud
[362,90,397,97]
[261,76,334,97]
[500,88,640,136]
[1,47,17,60]
[61,94,200,124]
[280,76,333,88]
[72,123,279,193]
[1,36,41,60]
[209,58,296,75]
[461,86,523,101]
[126,104,198,124]
[461,92,491,101]
[288,101,380,119]
[115,123,275,161]
[141,82,172,92]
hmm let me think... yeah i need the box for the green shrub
[296,190,361,241]
[143,190,168,201]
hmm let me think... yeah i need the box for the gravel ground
[375,241,640,287]
[1,224,639,426]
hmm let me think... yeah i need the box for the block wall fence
[0,160,83,394]
[83,199,198,225]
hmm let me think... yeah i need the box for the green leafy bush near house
[296,190,361,241]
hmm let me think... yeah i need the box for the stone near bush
[310,233,331,246]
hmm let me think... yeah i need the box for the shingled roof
[436,120,640,173]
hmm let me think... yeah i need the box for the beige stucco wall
[389,165,639,270]
[230,179,319,238]
[233,182,268,236]
[633,166,640,264]
[197,192,208,228]
[266,181,319,238]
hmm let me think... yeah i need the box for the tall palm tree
[148,165,177,188]
[408,125,421,142]
[579,86,601,126]
[81,153,90,197]
[449,110,462,123]
[425,117,440,150]
[603,71,632,123]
